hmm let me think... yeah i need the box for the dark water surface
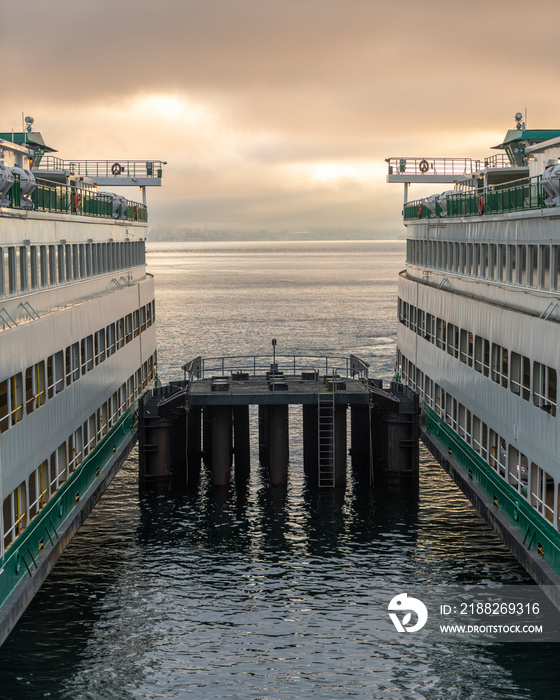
[0,242,557,699]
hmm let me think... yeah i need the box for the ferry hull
[0,408,137,646]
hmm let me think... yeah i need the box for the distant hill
[147,227,396,242]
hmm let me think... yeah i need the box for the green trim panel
[423,404,560,575]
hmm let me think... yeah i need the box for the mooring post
[211,406,232,486]
[258,405,269,468]
[203,406,213,468]
[350,404,371,480]
[233,405,251,481]
[186,406,202,485]
[267,404,289,487]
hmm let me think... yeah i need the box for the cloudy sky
[3,0,560,236]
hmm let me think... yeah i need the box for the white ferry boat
[388,114,560,595]
[0,122,161,644]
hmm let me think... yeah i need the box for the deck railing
[4,178,147,222]
[183,354,370,382]
[34,158,164,179]
[404,174,552,221]
[387,154,514,178]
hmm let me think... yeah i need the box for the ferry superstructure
[0,125,162,644]
[388,115,560,593]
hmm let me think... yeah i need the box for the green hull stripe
[0,408,135,608]
[424,404,560,574]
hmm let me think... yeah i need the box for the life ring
[478,195,484,215]
[419,159,429,174]
[111,162,122,176]
[134,205,139,220]
[417,203,422,219]
[73,192,81,212]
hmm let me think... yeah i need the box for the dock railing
[182,354,370,385]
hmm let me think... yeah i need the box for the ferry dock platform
[138,350,419,490]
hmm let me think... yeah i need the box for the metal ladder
[318,390,335,488]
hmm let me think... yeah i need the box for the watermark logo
[388,593,428,633]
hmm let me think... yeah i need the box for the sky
[3,0,560,237]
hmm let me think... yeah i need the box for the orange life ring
[134,205,139,220]
[478,195,484,215]
[111,162,122,176]
[418,203,422,219]
[73,192,81,212]
[419,159,429,173]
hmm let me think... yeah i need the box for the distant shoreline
[147,230,403,242]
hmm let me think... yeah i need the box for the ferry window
[54,351,64,393]
[125,314,133,343]
[417,309,425,337]
[47,355,54,399]
[425,313,434,343]
[85,244,92,277]
[497,245,506,283]
[48,245,57,285]
[39,461,49,507]
[29,246,38,290]
[95,330,106,365]
[49,452,58,493]
[435,318,446,350]
[406,239,412,263]
[18,247,27,292]
[101,403,108,436]
[7,247,16,294]
[39,246,48,287]
[517,245,526,286]
[116,318,125,349]
[106,323,116,356]
[472,244,479,278]
[533,362,557,416]
[92,244,99,276]
[540,245,551,290]
[57,443,67,486]
[530,464,555,524]
[445,394,457,431]
[552,246,560,291]
[480,243,488,279]
[74,427,83,467]
[447,324,459,358]
[490,244,498,281]
[79,244,85,278]
[15,481,28,537]
[528,245,538,289]
[83,421,89,456]
[81,336,94,374]
[507,245,516,284]
[140,306,147,332]
[508,447,528,494]
[2,495,13,548]
[466,244,473,276]
[28,470,39,519]
[25,366,35,414]
[66,244,73,282]
[472,417,488,461]
[0,380,9,433]
[474,336,489,376]
[491,344,508,388]
[66,342,80,384]
[10,373,23,425]
[89,414,97,449]
[57,244,65,283]
[424,376,433,409]
[406,304,416,333]
[459,329,473,366]
[133,310,140,337]
[459,243,466,275]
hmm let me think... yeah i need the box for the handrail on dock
[182,353,370,383]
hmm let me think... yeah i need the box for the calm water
[0,241,557,699]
